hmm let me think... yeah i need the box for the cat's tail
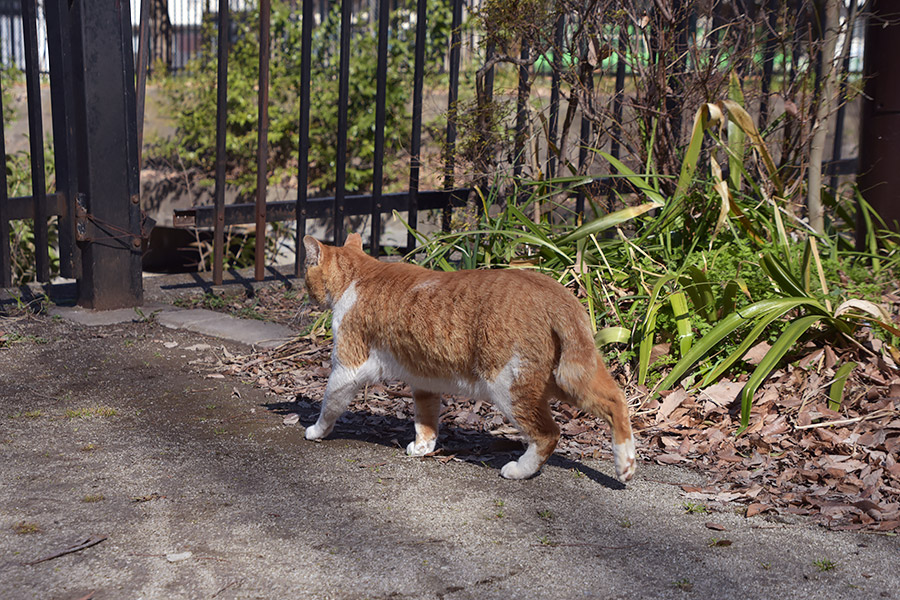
[551,312,637,482]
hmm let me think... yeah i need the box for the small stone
[166,551,192,562]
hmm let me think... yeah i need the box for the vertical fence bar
[0,71,8,287]
[513,43,529,178]
[405,0,427,252]
[295,0,313,275]
[857,0,900,240]
[333,0,352,247]
[21,0,49,282]
[474,40,495,214]
[829,0,858,193]
[136,0,151,169]
[547,15,564,179]
[758,0,777,130]
[667,0,687,145]
[254,0,271,281]
[44,0,80,280]
[371,0,390,256]
[213,0,229,285]
[441,0,463,232]
[575,61,592,219]
[611,25,626,161]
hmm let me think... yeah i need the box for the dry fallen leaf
[656,389,688,423]
[745,503,770,518]
[699,380,743,408]
[742,341,771,365]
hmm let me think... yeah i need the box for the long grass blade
[828,362,857,411]
[598,151,667,206]
[727,72,746,192]
[721,99,783,195]
[674,103,723,201]
[669,291,693,356]
[638,275,676,385]
[556,202,662,245]
[595,326,631,346]
[740,315,822,429]
[699,304,800,386]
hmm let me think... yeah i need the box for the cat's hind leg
[406,389,441,456]
[305,364,362,440]
[498,388,560,480]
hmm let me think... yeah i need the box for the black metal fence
[169,0,868,286]
[170,0,473,285]
[1,0,143,309]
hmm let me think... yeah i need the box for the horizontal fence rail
[174,188,472,228]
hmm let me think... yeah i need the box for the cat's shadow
[264,397,624,491]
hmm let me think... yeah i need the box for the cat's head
[302,233,364,307]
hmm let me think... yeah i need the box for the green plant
[4,144,60,285]
[672,578,693,591]
[13,521,40,535]
[813,558,837,572]
[65,406,118,419]
[681,501,709,514]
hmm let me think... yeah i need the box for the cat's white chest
[330,281,358,334]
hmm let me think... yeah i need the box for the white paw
[500,460,535,480]
[406,438,437,456]
[614,438,637,483]
[305,422,330,440]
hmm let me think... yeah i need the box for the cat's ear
[303,235,322,266]
[344,232,363,251]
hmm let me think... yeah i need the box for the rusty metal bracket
[74,192,155,244]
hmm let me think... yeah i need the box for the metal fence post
[857,0,900,242]
[70,0,143,309]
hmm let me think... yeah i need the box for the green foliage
[154,0,450,197]
[1,64,19,127]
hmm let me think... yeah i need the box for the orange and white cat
[302,233,636,482]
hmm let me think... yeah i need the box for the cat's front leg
[305,364,361,440]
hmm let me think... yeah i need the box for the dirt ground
[1,286,899,600]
